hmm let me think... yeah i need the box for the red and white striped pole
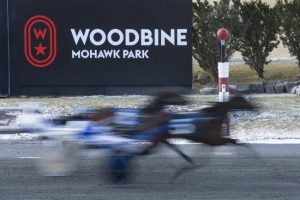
[217,28,230,102]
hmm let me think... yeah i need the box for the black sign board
[2,0,192,95]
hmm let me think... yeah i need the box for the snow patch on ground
[0,94,299,143]
[0,133,38,141]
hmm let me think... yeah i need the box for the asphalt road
[0,141,299,200]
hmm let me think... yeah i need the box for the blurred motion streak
[17,92,257,183]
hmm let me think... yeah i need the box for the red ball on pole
[217,28,230,103]
[217,28,229,41]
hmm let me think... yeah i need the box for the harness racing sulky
[18,92,257,183]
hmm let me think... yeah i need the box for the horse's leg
[163,140,195,165]
[231,141,264,161]
[162,140,205,182]
[138,141,161,156]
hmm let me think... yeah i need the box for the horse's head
[226,95,256,111]
[154,91,187,106]
[90,108,115,123]
[143,92,187,113]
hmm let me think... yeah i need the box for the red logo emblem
[24,15,57,68]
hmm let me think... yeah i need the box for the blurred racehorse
[17,91,256,181]
[97,93,256,182]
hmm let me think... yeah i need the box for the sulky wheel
[221,114,230,137]
[38,140,77,176]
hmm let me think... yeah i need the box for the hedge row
[192,0,300,80]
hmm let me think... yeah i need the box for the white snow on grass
[0,133,39,140]
[0,94,299,143]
